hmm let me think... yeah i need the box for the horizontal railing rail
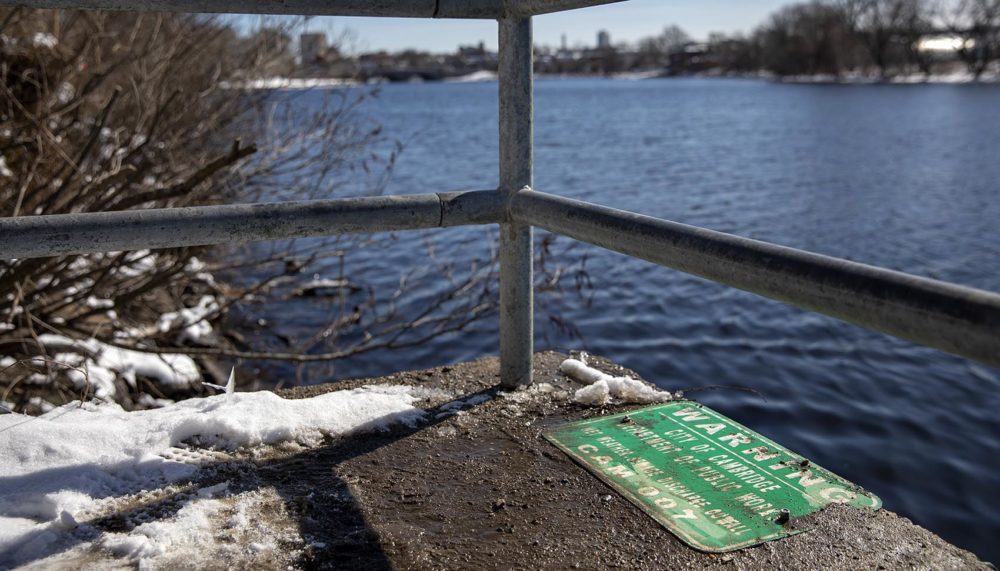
[510,189,1000,368]
[4,185,997,368]
[0,0,626,18]
[0,190,502,259]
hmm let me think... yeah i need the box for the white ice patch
[0,384,428,567]
[559,358,679,406]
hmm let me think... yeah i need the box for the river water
[247,78,1000,562]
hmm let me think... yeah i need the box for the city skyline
[288,0,791,53]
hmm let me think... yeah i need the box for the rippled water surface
[254,78,1000,561]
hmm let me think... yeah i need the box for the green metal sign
[544,401,880,552]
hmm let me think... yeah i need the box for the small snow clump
[559,357,679,406]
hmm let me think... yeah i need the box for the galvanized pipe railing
[5,185,997,369]
[0,190,502,259]
[510,189,1000,369]
[498,16,535,388]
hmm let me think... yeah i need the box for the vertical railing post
[498,16,534,388]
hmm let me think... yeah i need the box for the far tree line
[610,0,1000,79]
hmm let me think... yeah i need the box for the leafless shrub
[0,9,591,411]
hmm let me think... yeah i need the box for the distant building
[668,42,713,74]
[458,41,487,56]
[916,34,970,55]
[300,32,328,64]
[597,30,611,50]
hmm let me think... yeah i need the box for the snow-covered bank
[444,70,497,83]
[220,77,359,90]
[0,385,429,567]
[776,69,1000,84]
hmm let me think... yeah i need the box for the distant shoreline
[773,70,1000,85]
[224,70,1000,90]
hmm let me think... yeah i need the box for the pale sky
[278,0,793,53]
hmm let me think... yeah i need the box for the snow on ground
[0,385,429,568]
[99,483,231,562]
[559,356,680,405]
[0,352,671,566]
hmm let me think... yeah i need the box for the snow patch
[573,381,611,405]
[559,358,680,405]
[0,154,13,178]
[31,32,57,48]
[157,295,219,344]
[56,82,75,104]
[102,483,229,561]
[115,250,156,277]
[84,296,114,309]
[0,384,429,567]
[38,334,200,391]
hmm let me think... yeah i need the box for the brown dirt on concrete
[265,351,991,571]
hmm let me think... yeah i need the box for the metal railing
[2,0,999,387]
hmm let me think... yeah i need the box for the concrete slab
[270,351,990,570]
